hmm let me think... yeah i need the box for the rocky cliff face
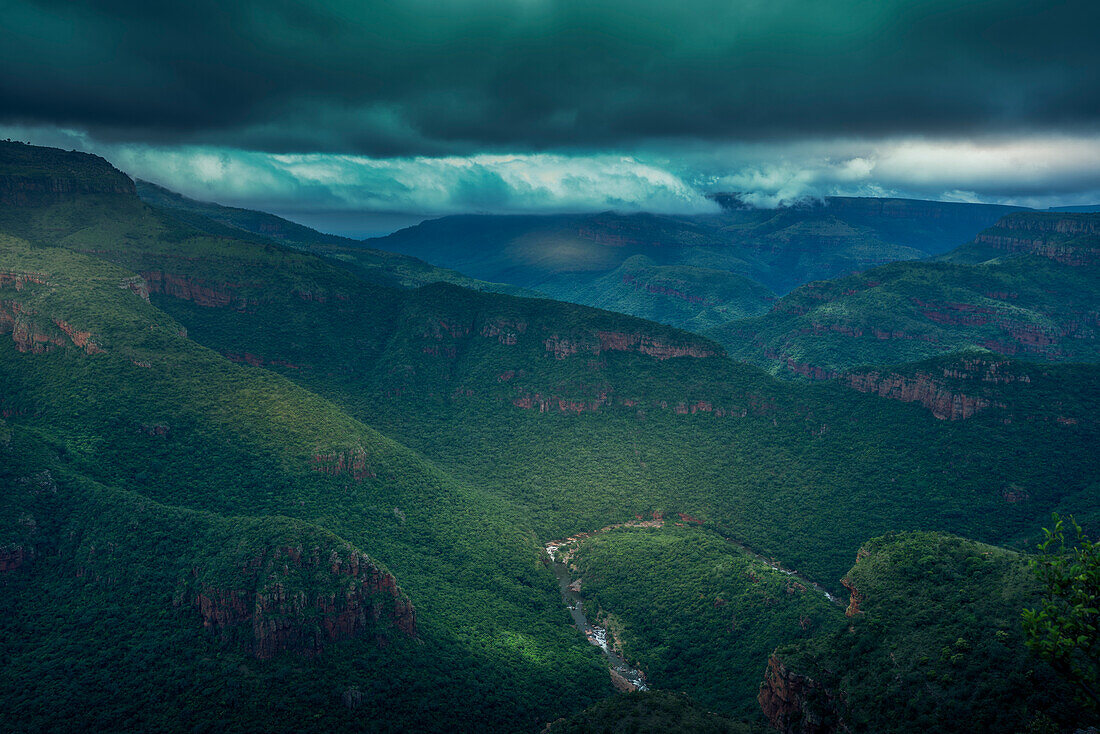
[192,544,415,660]
[841,578,863,617]
[543,330,716,360]
[758,655,844,734]
[0,173,135,206]
[844,370,992,420]
[142,270,255,310]
[0,298,104,355]
[840,548,872,618]
[823,196,1015,225]
[620,272,713,305]
[974,213,1100,266]
[757,547,873,731]
[842,358,1046,420]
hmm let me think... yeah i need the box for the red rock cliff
[193,545,416,660]
[141,271,252,309]
[758,655,844,733]
[974,213,1100,266]
[0,299,104,355]
[543,330,716,360]
[844,370,992,420]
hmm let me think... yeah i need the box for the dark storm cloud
[3,0,1099,155]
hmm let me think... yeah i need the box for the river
[546,543,649,691]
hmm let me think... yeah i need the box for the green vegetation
[707,223,1100,378]
[767,532,1088,732]
[135,177,539,296]
[544,691,762,734]
[540,255,776,331]
[1023,514,1100,709]
[1,144,1096,731]
[568,524,845,717]
[0,226,609,730]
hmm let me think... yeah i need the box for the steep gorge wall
[758,656,844,734]
[192,545,416,660]
[975,213,1100,266]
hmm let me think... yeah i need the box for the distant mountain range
[708,211,1100,377]
[360,196,1024,330]
[138,178,1097,381]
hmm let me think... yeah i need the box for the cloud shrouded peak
[2,0,1099,155]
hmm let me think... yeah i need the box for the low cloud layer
[683,137,1100,208]
[5,125,1099,236]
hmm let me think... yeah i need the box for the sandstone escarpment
[509,387,769,418]
[0,141,136,207]
[0,174,134,206]
[0,269,51,290]
[844,370,992,420]
[410,301,719,366]
[193,545,415,660]
[975,213,1100,266]
[824,196,1011,224]
[543,330,716,360]
[758,655,843,734]
[142,270,255,309]
[0,299,104,355]
[0,300,64,353]
[621,272,713,305]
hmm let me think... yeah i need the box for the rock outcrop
[844,370,992,420]
[141,270,253,309]
[543,330,715,360]
[0,544,32,573]
[0,299,104,355]
[974,213,1100,266]
[311,446,377,480]
[841,578,863,617]
[758,655,843,734]
[621,272,713,305]
[609,669,639,692]
[193,545,416,660]
[0,300,64,353]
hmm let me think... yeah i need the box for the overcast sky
[3,0,1100,235]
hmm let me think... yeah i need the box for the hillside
[129,206,1100,586]
[1,142,1097,732]
[757,532,1088,732]
[134,178,535,295]
[540,255,777,331]
[0,144,610,731]
[134,180,1024,336]
[709,212,1100,378]
[544,691,762,734]
[565,523,846,717]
